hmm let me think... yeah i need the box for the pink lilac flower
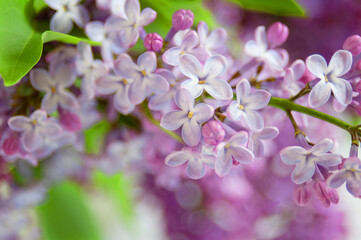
[215,131,254,176]
[226,79,271,130]
[266,22,289,47]
[160,88,214,146]
[30,66,79,113]
[113,51,169,104]
[163,30,209,66]
[165,147,215,179]
[306,50,353,107]
[343,35,361,56]
[327,157,361,196]
[7,110,62,152]
[106,0,157,48]
[143,33,163,52]
[75,42,107,100]
[179,54,233,100]
[45,0,89,34]
[202,120,225,146]
[282,59,306,98]
[197,21,227,54]
[280,138,342,184]
[244,26,288,71]
[248,127,279,157]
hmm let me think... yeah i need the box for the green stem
[141,102,184,143]
[268,97,357,133]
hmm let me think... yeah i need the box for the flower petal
[85,21,105,42]
[255,26,267,50]
[55,65,76,88]
[114,54,138,79]
[280,146,308,165]
[113,87,134,115]
[138,51,157,73]
[174,88,194,111]
[160,111,186,130]
[327,170,347,188]
[186,157,205,179]
[182,120,201,146]
[22,130,41,151]
[311,138,334,154]
[8,116,30,131]
[41,92,59,113]
[230,131,248,145]
[178,54,202,80]
[203,78,233,100]
[30,69,52,92]
[229,145,254,164]
[128,78,146,104]
[192,103,214,123]
[138,8,157,26]
[291,160,316,184]
[306,54,328,79]
[244,40,263,57]
[328,50,352,76]
[50,12,73,34]
[181,79,203,99]
[346,178,361,196]
[245,110,264,131]
[39,121,62,137]
[165,151,190,167]
[315,154,342,167]
[124,0,140,23]
[308,81,331,107]
[162,47,182,66]
[291,59,305,80]
[70,5,89,28]
[330,77,352,106]
[182,30,199,50]
[203,55,227,79]
[121,27,140,48]
[258,127,279,140]
[215,146,233,176]
[58,90,80,110]
[205,28,227,50]
[226,101,243,121]
[146,73,169,94]
[246,90,271,110]
[96,74,122,94]
[236,79,250,104]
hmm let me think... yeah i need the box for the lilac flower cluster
[2,0,361,238]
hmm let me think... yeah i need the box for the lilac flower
[197,21,227,54]
[280,138,342,184]
[165,147,215,179]
[30,66,79,113]
[327,157,361,197]
[244,26,288,71]
[249,127,279,157]
[114,52,169,104]
[96,56,135,114]
[163,30,209,66]
[215,131,254,176]
[179,54,232,100]
[106,0,157,48]
[306,50,353,107]
[160,88,214,146]
[76,42,107,100]
[7,110,62,152]
[282,60,305,98]
[226,79,271,130]
[45,0,89,34]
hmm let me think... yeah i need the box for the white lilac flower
[280,138,342,184]
[148,69,179,112]
[163,30,209,66]
[215,131,254,176]
[8,110,62,152]
[114,52,169,104]
[165,147,215,179]
[226,79,271,130]
[282,59,305,98]
[327,157,361,197]
[160,88,214,146]
[197,21,227,54]
[45,0,89,34]
[106,0,157,48]
[244,26,288,71]
[179,54,232,100]
[249,127,279,157]
[76,42,107,100]
[96,56,135,114]
[30,66,78,114]
[306,50,353,107]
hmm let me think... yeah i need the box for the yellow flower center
[187,111,194,119]
[31,119,37,125]
[51,87,56,93]
[324,75,329,82]
[238,104,244,110]
[225,143,230,149]
[141,70,147,76]
[122,79,128,84]
[198,80,206,84]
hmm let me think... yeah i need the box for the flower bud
[2,135,19,155]
[143,33,163,52]
[202,120,225,145]
[59,109,82,132]
[266,22,289,47]
[343,35,361,56]
[313,181,339,207]
[172,9,194,31]
[293,185,311,206]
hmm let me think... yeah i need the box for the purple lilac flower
[30,66,79,113]
[197,21,227,54]
[327,157,361,196]
[226,79,271,130]
[160,88,214,146]
[45,0,89,34]
[165,147,215,179]
[163,30,209,66]
[113,51,169,104]
[282,59,306,98]
[215,131,254,176]
[7,110,62,152]
[249,126,279,157]
[106,0,157,48]
[179,54,233,100]
[280,138,342,184]
[306,50,353,107]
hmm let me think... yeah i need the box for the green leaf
[228,0,305,16]
[83,120,111,155]
[37,182,101,240]
[42,30,101,46]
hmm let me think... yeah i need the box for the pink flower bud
[313,181,339,207]
[343,35,361,56]
[172,9,194,31]
[354,59,361,71]
[201,120,225,145]
[59,109,82,132]
[2,135,19,155]
[144,33,163,52]
[293,185,311,206]
[266,22,289,47]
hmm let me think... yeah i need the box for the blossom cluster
[1,0,361,238]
